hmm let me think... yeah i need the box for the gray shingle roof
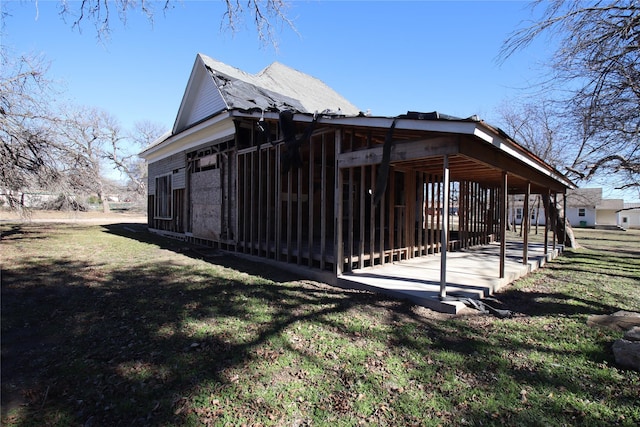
[200,55,360,115]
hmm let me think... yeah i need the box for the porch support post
[523,181,530,265]
[500,171,508,278]
[552,192,557,252]
[563,192,567,249]
[544,189,549,256]
[334,131,344,276]
[440,155,450,299]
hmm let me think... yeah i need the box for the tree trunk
[98,186,110,214]
[542,194,579,248]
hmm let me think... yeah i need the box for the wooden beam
[459,138,566,192]
[337,137,458,168]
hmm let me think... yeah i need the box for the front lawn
[1,223,639,426]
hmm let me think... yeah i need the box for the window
[578,208,586,217]
[155,174,172,219]
[623,217,628,224]
[516,208,522,220]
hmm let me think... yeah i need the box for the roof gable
[173,55,227,133]
[173,54,360,134]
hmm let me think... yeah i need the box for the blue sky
[4,1,635,200]
[5,1,548,126]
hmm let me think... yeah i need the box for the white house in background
[566,188,623,228]
[509,195,547,226]
[619,203,640,229]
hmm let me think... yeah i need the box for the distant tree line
[0,52,162,212]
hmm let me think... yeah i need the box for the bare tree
[124,120,167,196]
[501,0,640,197]
[55,106,144,212]
[0,53,65,210]
[53,0,294,45]
[497,99,579,247]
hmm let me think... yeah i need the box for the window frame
[154,173,173,220]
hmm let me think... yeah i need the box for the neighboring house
[619,203,640,229]
[508,195,547,226]
[140,53,573,283]
[566,188,624,228]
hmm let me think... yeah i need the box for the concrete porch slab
[337,241,562,314]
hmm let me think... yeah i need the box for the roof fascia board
[458,138,573,191]
[230,111,479,134]
[143,112,234,162]
[172,55,202,134]
[482,133,574,189]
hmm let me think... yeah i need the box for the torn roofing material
[200,54,361,115]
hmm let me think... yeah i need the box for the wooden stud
[275,145,282,261]
[308,136,315,267]
[334,131,343,275]
[359,166,366,269]
[287,167,293,263]
[348,167,354,271]
[297,166,303,265]
[369,165,376,266]
[320,134,327,270]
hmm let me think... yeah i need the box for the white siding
[567,207,596,227]
[183,77,227,129]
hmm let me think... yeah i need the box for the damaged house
[140,54,574,309]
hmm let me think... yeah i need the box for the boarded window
[155,174,172,219]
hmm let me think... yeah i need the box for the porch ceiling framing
[333,122,570,300]
[336,133,566,195]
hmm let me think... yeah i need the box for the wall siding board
[148,153,186,194]
[184,79,226,131]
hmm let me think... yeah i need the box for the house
[619,203,640,229]
[566,188,624,228]
[140,53,573,291]
[508,195,547,226]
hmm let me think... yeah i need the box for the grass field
[1,221,639,426]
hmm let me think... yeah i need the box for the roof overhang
[140,112,234,162]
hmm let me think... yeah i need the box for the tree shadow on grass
[3,223,638,426]
[1,222,396,425]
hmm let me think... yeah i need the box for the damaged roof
[201,56,361,116]
[172,54,361,134]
